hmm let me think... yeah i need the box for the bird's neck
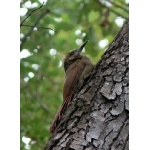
[64,56,82,72]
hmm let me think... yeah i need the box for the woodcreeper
[50,41,94,134]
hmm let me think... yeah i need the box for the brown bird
[50,41,94,134]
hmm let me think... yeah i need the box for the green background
[20,0,128,149]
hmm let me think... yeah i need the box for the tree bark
[44,20,129,150]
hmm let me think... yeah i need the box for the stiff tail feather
[50,95,72,134]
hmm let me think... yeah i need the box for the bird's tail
[49,95,72,134]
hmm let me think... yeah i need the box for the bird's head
[64,40,89,71]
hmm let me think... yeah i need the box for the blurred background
[20,0,128,149]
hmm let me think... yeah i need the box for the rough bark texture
[44,20,129,150]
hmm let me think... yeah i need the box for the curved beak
[76,40,89,55]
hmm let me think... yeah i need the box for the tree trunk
[44,20,129,150]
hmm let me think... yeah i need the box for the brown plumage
[50,41,94,134]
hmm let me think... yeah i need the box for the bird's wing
[63,60,86,101]
[50,60,88,134]
[49,95,71,134]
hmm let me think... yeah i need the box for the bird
[50,40,94,134]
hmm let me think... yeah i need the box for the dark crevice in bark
[102,129,113,148]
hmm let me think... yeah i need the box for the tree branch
[98,0,128,19]
[107,0,128,13]
[21,24,53,30]
[20,9,50,50]
[24,83,51,114]
[20,2,45,27]
[35,70,51,114]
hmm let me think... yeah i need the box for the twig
[22,83,51,114]
[20,2,45,27]
[20,9,49,50]
[21,24,54,30]
[101,9,110,27]
[35,71,51,114]
[98,0,128,19]
[36,95,51,114]
[107,0,128,13]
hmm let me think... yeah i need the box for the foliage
[20,0,128,149]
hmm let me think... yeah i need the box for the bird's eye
[70,52,74,55]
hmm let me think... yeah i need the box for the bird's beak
[76,40,89,55]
